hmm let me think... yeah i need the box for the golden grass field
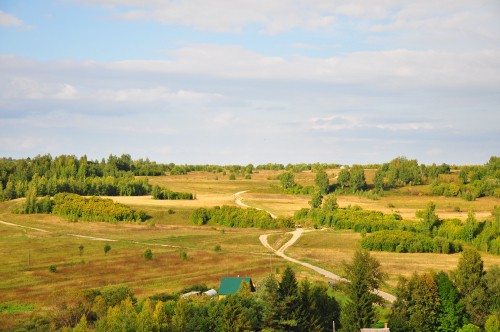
[0,169,498,328]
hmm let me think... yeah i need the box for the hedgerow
[52,193,147,223]
[191,206,293,229]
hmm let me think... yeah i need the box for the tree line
[16,192,147,223]
[16,267,340,332]
[191,206,295,229]
[151,186,194,200]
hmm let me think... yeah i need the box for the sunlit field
[0,168,498,328]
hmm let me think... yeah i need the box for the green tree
[322,194,339,212]
[23,185,38,214]
[484,265,500,312]
[73,315,89,332]
[258,274,280,329]
[452,249,491,327]
[373,170,385,192]
[340,249,385,332]
[136,299,157,332]
[278,266,300,330]
[458,324,481,332]
[462,209,479,242]
[485,314,500,332]
[104,244,111,256]
[436,271,467,332]
[337,168,350,189]
[315,169,330,195]
[350,165,366,191]
[278,172,296,190]
[419,201,440,236]
[143,248,153,260]
[309,190,323,209]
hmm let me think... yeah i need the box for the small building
[218,277,255,299]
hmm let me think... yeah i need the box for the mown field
[0,169,499,329]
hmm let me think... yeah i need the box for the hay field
[0,200,287,327]
[0,168,499,328]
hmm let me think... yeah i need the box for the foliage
[315,169,330,195]
[389,272,441,332]
[191,205,294,229]
[49,265,57,273]
[452,249,491,326]
[143,248,153,260]
[361,230,461,254]
[322,194,339,212]
[340,249,385,331]
[104,244,111,255]
[309,190,323,209]
[294,205,411,233]
[51,193,147,223]
[435,271,467,332]
[0,302,35,314]
[151,185,194,200]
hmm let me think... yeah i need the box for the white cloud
[0,11,24,27]
[308,115,359,131]
[107,45,500,89]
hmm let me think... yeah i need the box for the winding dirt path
[260,229,396,303]
[234,190,278,219]
[0,219,115,242]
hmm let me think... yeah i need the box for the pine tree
[452,249,491,327]
[340,249,385,332]
[278,266,300,330]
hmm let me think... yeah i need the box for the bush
[152,185,194,200]
[49,265,57,273]
[51,193,147,223]
[191,205,289,229]
[143,248,153,260]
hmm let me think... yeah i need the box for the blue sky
[1,1,499,165]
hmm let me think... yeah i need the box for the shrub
[143,248,153,260]
[49,265,57,273]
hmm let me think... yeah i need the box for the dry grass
[0,168,498,328]
[267,232,294,251]
[286,230,500,292]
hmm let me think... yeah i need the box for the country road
[234,190,396,303]
[233,190,278,219]
[259,229,396,303]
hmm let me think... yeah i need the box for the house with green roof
[218,277,255,299]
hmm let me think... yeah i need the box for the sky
[1,1,499,166]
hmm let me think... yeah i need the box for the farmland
[0,164,499,330]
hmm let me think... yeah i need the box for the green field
[0,170,499,329]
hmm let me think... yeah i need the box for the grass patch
[0,302,34,314]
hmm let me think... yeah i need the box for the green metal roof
[218,277,255,295]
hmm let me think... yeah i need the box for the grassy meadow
[0,169,499,328]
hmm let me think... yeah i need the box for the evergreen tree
[340,249,385,332]
[452,249,491,327]
[278,266,300,330]
[258,274,280,329]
